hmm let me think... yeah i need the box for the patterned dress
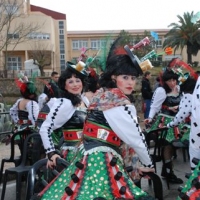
[37,98,62,147]
[39,97,88,164]
[9,98,39,153]
[148,86,185,143]
[38,88,154,200]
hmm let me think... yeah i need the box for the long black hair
[162,70,178,93]
[99,54,140,88]
[58,67,86,106]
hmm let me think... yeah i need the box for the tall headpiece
[168,58,198,84]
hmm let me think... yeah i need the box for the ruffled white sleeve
[148,87,166,119]
[104,105,153,168]
[39,98,76,153]
[9,99,22,123]
[26,101,40,126]
[167,93,192,127]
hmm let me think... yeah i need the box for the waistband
[38,113,48,120]
[83,121,120,147]
[18,119,31,125]
[63,129,83,141]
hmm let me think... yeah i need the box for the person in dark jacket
[141,71,153,119]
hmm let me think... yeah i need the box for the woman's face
[165,79,177,90]
[113,75,136,95]
[65,75,83,95]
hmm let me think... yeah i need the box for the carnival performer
[39,61,89,164]
[145,62,184,184]
[38,38,155,200]
[167,75,197,150]
[9,77,39,153]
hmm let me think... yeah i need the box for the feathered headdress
[15,72,37,94]
[167,58,198,84]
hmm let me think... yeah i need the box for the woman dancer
[10,78,39,153]
[39,61,89,164]
[145,64,183,184]
[38,39,155,200]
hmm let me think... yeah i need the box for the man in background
[141,71,153,119]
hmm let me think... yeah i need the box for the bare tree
[0,0,41,77]
[29,41,52,76]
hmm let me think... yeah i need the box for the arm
[39,98,75,154]
[148,87,166,119]
[9,99,22,123]
[26,101,40,126]
[167,93,192,127]
[104,105,153,168]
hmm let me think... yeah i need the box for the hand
[47,154,61,169]
[138,167,155,178]
[169,106,178,113]
[144,118,152,124]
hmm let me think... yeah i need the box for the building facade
[67,29,200,66]
[0,0,67,77]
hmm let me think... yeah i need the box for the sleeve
[26,101,40,126]
[103,105,153,168]
[167,93,192,127]
[148,87,166,119]
[39,98,76,153]
[9,99,22,123]
[38,93,48,110]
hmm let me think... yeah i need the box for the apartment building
[0,0,67,76]
[67,29,200,66]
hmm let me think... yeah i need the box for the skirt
[148,113,190,143]
[39,145,154,200]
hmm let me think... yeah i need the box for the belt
[38,113,47,120]
[63,129,83,141]
[83,121,120,146]
[18,119,31,125]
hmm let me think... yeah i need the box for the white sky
[31,0,200,31]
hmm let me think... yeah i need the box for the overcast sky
[31,0,200,31]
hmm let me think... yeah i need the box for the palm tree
[163,12,200,64]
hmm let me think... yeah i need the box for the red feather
[15,79,27,93]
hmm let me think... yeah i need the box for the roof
[30,5,66,20]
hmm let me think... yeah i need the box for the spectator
[141,71,153,119]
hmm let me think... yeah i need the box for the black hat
[66,61,88,78]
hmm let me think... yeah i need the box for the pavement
[0,118,191,200]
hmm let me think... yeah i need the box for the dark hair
[84,72,99,93]
[20,82,38,102]
[51,71,59,77]
[162,70,178,93]
[180,76,196,94]
[99,54,139,88]
[58,67,86,106]
[144,71,151,77]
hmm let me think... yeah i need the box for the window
[59,29,64,35]
[91,40,101,50]
[7,33,19,39]
[27,32,50,40]
[7,57,22,70]
[60,54,65,59]
[1,4,18,15]
[59,21,64,29]
[72,40,88,50]
[59,35,64,40]
[156,39,162,47]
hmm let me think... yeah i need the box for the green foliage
[163,11,200,64]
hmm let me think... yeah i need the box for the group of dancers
[8,36,200,199]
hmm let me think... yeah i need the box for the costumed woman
[37,38,155,200]
[167,74,197,151]
[9,76,39,153]
[39,61,90,164]
[145,60,184,184]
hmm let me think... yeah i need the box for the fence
[0,69,52,78]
